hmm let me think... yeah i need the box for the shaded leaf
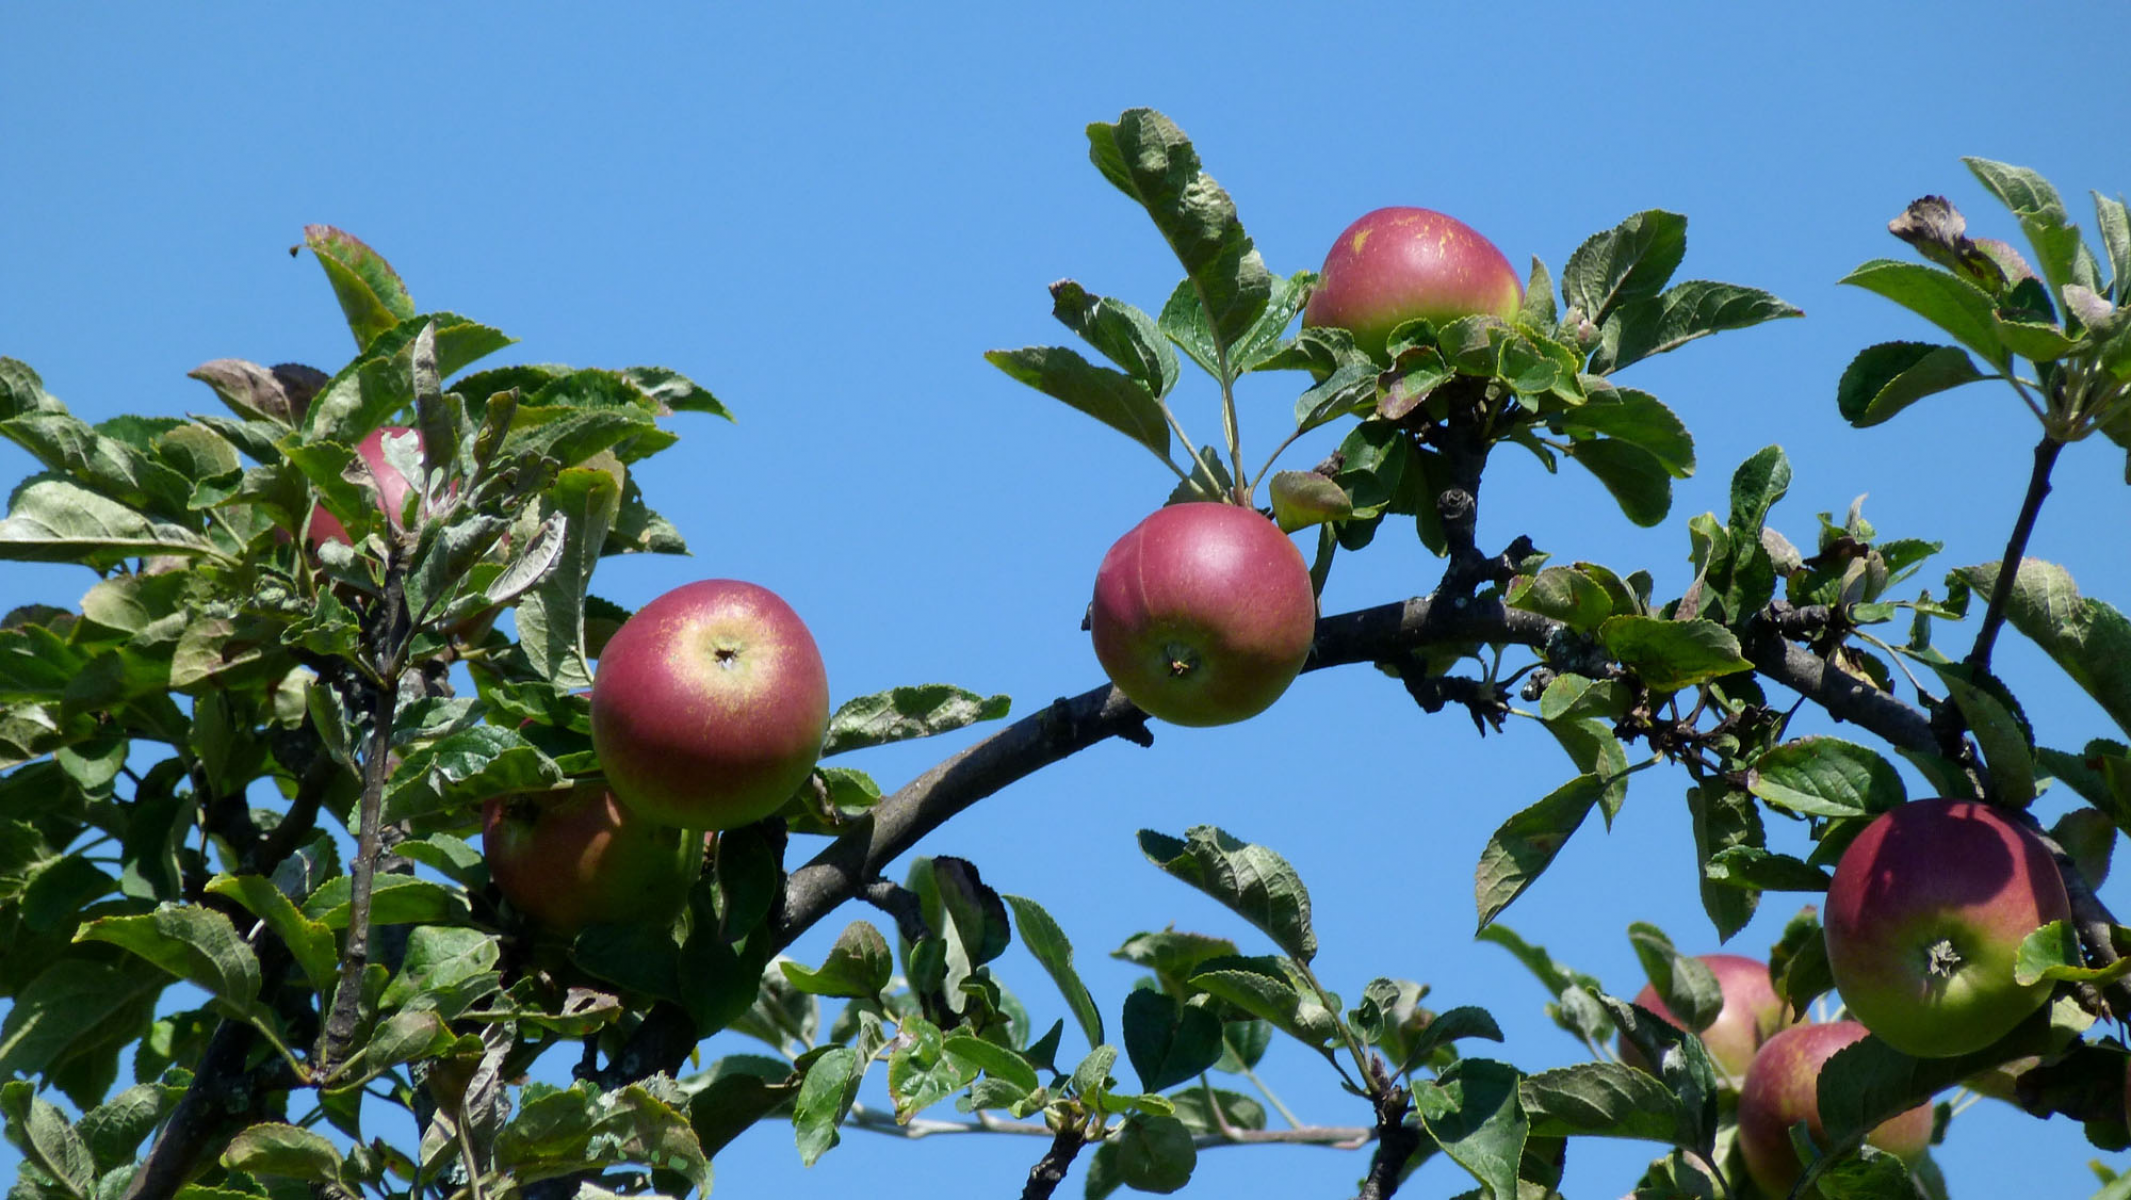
[1005,893,1104,1051]
[1137,826,1315,962]
[986,346,1170,460]
[822,685,1011,756]
[1835,341,1985,427]
[1475,776,1603,930]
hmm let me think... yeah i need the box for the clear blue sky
[4,3,2128,1196]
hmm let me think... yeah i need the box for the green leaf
[1507,568,1616,633]
[1049,282,1179,397]
[0,1083,94,1197]
[779,921,892,999]
[2013,920,2131,987]
[1689,783,1765,938]
[1704,846,1832,892]
[1112,930,1240,997]
[1598,616,1751,692]
[301,874,470,930]
[74,904,260,1014]
[304,225,415,350]
[1592,280,1802,374]
[1956,560,2131,739]
[1562,211,1688,325]
[1965,158,2097,299]
[1597,993,1719,1155]
[620,364,731,419]
[204,875,337,993]
[1565,438,1672,526]
[1292,360,1377,435]
[1476,924,1613,1046]
[1475,775,1604,930]
[793,1045,860,1165]
[1554,387,1694,477]
[1769,906,1836,1019]
[513,466,621,691]
[1085,109,1272,354]
[941,1034,1041,1095]
[1186,956,1336,1048]
[0,957,164,1081]
[821,685,1012,756]
[886,1015,973,1124]
[1121,990,1224,1093]
[1112,1112,1197,1194]
[1519,1060,1686,1143]
[1627,922,1722,1032]
[1414,1058,1527,1200]
[1004,894,1104,1051]
[1932,665,2036,805]
[76,1080,183,1174]
[2094,191,2131,300]
[1137,826,1315,962]
[380,925,501,1008]
[0,478,216,567]
[1267,471,1352,532]
[1835,341,1986,427]
[383,723,562,824]
[1840,260,2007,367]
[1748,736,1906,818]
[986,346,1170,460]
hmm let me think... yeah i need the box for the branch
[1351,1071,1421,1200]
[1967,435,2064,673]
[1019,1125,1086,1200]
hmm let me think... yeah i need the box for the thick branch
[1019,1125,1086,1200]
[1352,1079,1421,1200]
[124,1020,258,1199]
[1740,614,1938,755]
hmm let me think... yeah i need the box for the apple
[1302,206,1523,359]
[1823,797,2072,1057]
[1619,953,1794,1084]
[1736,1020,1934,1198]
[481,780,703,936]
[590,579,830,831]
[308,425,425,545]
[1089,503,1317,727]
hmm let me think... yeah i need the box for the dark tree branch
[860,878,932,946]
[1351,1068,1421,1200]
[123,1020,259,1200]
[1967,434,2064,673]
[1019,1125,1087,1200]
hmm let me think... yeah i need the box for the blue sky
[4,3,2129,1196]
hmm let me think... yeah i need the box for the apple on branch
[307,424,426,546]
[1736,1020,1935,1198]
[1618,953,1795,1086]
[480,780,704,937]
[590,578,830,831]
[1302,206,1523,360]
[1823,797,2072,1058]
[1089,502,1317,727]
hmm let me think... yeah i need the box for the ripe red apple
[1736,1021,1934,1198]
[1823,798,2071,1057]
[1302,207,1523,359]
[1089,503,1317,727]
[1619,953,1794,1084]
[590,579,830,831]
[308,425,425,545]
[481,780,703,936]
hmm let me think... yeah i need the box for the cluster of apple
[483,579,830,937]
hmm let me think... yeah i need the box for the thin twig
[1966,434,2064,673]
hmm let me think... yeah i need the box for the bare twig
[1966,434,2064,673]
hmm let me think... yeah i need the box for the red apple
[1619,953,1794,1084]
[481,780,703,936]
[1824,798,2071,1057]
[1736,1021,1934,1198]
[1302,207,1523,359]
[590,579,830,831]
[1089,503,1317,727]
[308,425,425,545]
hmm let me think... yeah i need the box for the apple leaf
[0,477,217,568]
[1565,438,1673,527]
[690,1057,799,1159]
[1509,568,1617,634]
[985,345,1171,461]
[1626,923,1723,1033]
[618,364,731,420]
[1003,893,1104,1052]
[1930,664,2036,806]
[1476,924,1615,1047]
[1562,210,1688,326]
[1956,560,2131,741]
[73,904,261,1016]
[1186,956,1336,1049]
[1047,282,1179,399]
[2013,919,2131,987]
[1085,109,1272,357]
[821,684,1011,757]
[1229,270,1317,375]
[0,956,165,1088]
[1598,617,1752,693]
[1551,387,1695,478]
[1138,826,1316,963]
[304,224,415,351]
[1703,845,1831,892]
[1378,1001,1504,1075]
[1965,158,2100,300]
[1112,929,1239,997]
[1840,260,2008,368]
[1474,776,1604,932]
[1595,993,1718,1156]
[1267,470,1352,532]
[1835,341,1987,428]
[1111,1111,1197,1194]
[1413,1057,1528,1200]
[75,1079,185,1176]
[779,921,892,999]
[1291,360,1377,435]
[1121,990,1224,1094]
[1689,784,1766,939]
[203,875,337,993]
[1747,736,1906,819]
[383,724,563,824]
[885,1015,971,1124]
[1590,280,1802,375]
[301,874,471,930]
[379,925,500,1009]
[1519,1061,1686,1144]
